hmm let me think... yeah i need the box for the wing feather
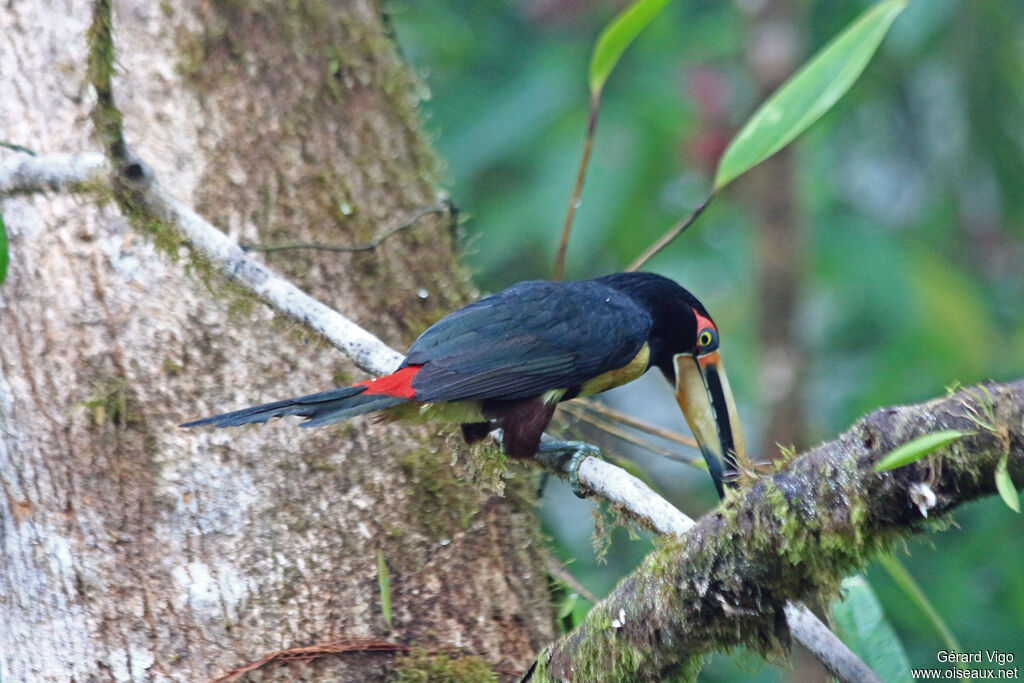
[405,280,652,402]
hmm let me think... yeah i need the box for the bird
[181,272,746,497]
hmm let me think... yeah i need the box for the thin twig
[552,93,600,281]
[146,180,406,374]
[240,203,449,253]
[572,397,698,449]
[208,637,522,683]
[0,141,36,156]
[557,402,703,468]
[208,637,408,682]
[626,192,715,272]
[547,558,600,605]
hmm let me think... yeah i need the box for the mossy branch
[86,0,126,161]
[526,379,1024,682]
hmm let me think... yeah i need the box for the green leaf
[877,554,962,655]
[832,575,913,683]
[995,451,1020,513]
[874,429,965,472]
[0,209,8,285]
[589,0,672,96]
[377,549,392,630]
[713,0,907,190]
[556,592,578,621]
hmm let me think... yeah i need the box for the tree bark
[0,1,553,681]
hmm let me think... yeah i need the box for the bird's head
[599,272,747,497]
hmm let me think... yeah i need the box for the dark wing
[403,280,652,402]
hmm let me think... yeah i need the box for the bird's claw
[536,440,602,498]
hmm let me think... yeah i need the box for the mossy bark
[0,1,552,680]
[527,380,1024,682]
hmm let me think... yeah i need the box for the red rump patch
[357,365,421,400]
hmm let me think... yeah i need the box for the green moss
[662,655,709,683]
[86,0,124,157]
[72,175,116,206]
[464,441,508,495]
[176,32,207,79]
[773,443,799,468]
[399,446,480,538]
[331,369,355,386]
[590,507,611,565]
[81,376,142,429]
[393,647,496,683]
[533,609,666,682]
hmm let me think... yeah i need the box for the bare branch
[240,202,450,254]
[1,153,404,375]
[626,193,714,273]
[547,559,601,606]
[552,94,600,281]
[0,152,108,195]
[130,171,406,375]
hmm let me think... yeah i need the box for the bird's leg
[534,439,603,498]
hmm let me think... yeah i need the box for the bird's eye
[698,328,718,350]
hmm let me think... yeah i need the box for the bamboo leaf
[832,575,913,683]
[377,549,392,630]
[874,429,965,472]
[589,0,672,96]
[714,0,906,190]
[0,209,8,285]
[995,451,1020,513]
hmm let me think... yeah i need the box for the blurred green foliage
[389,0,1024,676]
[833,575,913,683]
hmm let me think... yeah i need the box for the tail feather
[180,385,406,429]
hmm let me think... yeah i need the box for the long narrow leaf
[832,575,913,683]
[0,209,8,285]
[377,549,392,630]
[589,0,672,96]
[714,0,906,190]
[995,451,1020,513]
[877,554,962,655]
[874,429,965,472]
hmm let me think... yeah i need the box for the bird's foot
[535,440,602,498]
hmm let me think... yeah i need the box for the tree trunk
[739,2,820,680]
[740,0,808,462]
[0,1,553,681]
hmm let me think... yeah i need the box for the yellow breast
[577,343,651,397]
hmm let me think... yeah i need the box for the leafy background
[389,0,1024,679]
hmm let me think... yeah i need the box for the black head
[596,271,742,499]
[595,272,719,384]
